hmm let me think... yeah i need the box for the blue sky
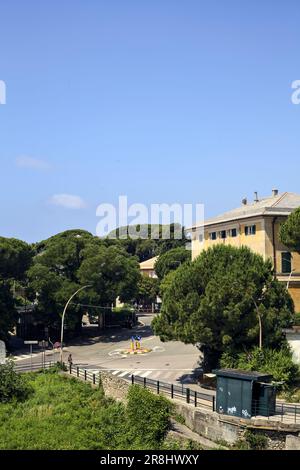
[0,0,300,242]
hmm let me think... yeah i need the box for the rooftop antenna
[254,191,259,203]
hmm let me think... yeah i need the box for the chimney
[254,191,259,203]
[272,188,279,197]
[242,198,247,206]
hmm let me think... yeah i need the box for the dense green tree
[280,207,300,253]
[0,281,17,341]
[0,237,33,280]
[106,224,188,262]
[152,245,294,370]
[78,244,140,306]
[0,237,33,340]
[154,247,190,280]
[135,275,160,307]
[28,230,140,334]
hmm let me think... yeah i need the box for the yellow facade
[191,214,300,312]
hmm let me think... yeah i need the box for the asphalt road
[12,314,203,385]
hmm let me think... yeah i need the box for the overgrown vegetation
[0,370,181,450]
[220,347,299,389]
[233,430,268,450]
[0,361,33,403]
[126,385,171,448]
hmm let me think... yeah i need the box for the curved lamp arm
[60,284,92,363]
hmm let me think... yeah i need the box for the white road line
[118,371,130,377]
[149,371,161,379]
[112,370,120,375]
[139,370,152,378]
[132,370,142,376]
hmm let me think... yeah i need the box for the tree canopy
[0,237,33,280]
[152,245,294,370]
[27,230,140,333]
[135,275,160,307]
[0,237,33,341]
[106,224,188,262]
[154,247,190,280]
[280,208,300,254]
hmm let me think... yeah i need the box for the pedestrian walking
[68,353,73,366]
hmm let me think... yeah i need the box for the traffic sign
[24,340,38,345]
[38,341,49,348]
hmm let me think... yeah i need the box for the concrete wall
[64,370,300,449]
[286,435,300,450]
[285,329,300,364]
[96,371,300,449]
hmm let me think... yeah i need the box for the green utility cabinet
[213,369,275,419]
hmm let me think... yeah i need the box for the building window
[245,225,256,236]
[198,233,204,243]
[219,230,227,239]
[209,232,217,240]
[282,252,292,274]
[230,228,237,238]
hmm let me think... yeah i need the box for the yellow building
[139,256,159,278]
[189,190,300,312]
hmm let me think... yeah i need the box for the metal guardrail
[251,400,300,423]
[131,374,215,411]
[14,362,300,424]
[14,361,54,372]
[65,363,215,410]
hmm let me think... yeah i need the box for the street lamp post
[60,284,91,364]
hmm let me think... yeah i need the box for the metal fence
[66,364,215,410]
[14,361,54,372]
[69,365,102,386]
[13,362,300,424]
[131,374,215,411]
[251,400,300,424]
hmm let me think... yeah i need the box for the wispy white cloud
[50,193,87,210]
[16,156,51,171]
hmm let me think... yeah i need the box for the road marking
[112,370,120,375]
[118,371,130,377]
[139,370,152,378]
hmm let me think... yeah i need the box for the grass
[0,371,122,450]
[0,370,188,450]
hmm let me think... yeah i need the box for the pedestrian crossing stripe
[118,371,130,377]
[139,370,152,378]
[70,366,195,384]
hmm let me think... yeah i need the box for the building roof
[139,256,159,270]
[190,192,300,229]
[213,369,273,381]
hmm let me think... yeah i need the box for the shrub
[294,312,300,326]
[0,361,33,402]
[126,385,171,448]
[244,431,268,450]
[220,347,299,388]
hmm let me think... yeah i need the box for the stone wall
[100,371,130,402]
[286,435,300,450]
[63,369,300,449]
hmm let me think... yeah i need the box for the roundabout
[121,347,152,356]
